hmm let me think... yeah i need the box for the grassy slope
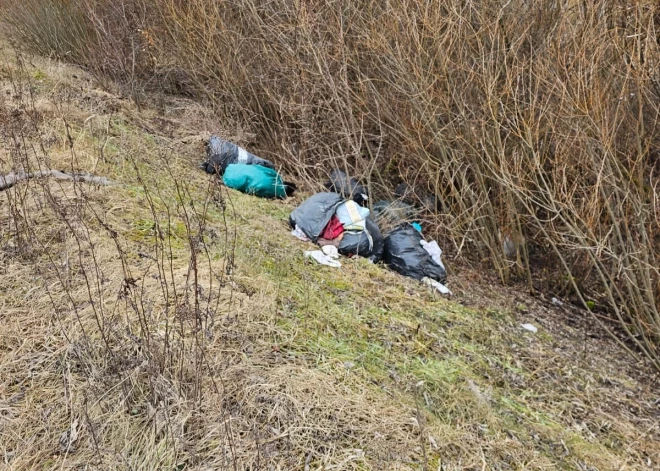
[1,44,659,470]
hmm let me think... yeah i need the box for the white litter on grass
[521,323,538,333]
[552,297,564,307]
[291,225,310,242]
[322,245,339,258]
[305,250,341,268]
[422,277,452,295]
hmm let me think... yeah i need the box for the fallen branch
[0,170,113,191]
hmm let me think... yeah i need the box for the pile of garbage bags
[289,169,449,293]
[289,192,383,263]
[202,135,296,199]
[199,141,451,291]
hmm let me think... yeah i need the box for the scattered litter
[223,164,294,199]
[325,169,368,205]
[502,233,518,259]
[343,361,355,369]
[552,297,564,307]
[322,245,339,258]
[521,323,538,333]
[420,239,446,271]
[383,223,447,283]
[411,222,422,233]
[395,183,439,212]
[59,419,79,453]
[291,225,310,242]
[305,250,341,268]
[202,135,274,175]
[422,277,452,295]
[408,417,420,428]
[373,200,414,223]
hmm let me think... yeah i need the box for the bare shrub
[2,0,660,366]
[0,56,240,467]
[3,0,156,100]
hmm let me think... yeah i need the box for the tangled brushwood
[2,0,660,366]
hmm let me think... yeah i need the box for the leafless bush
[0,56,240,467]
[3,0,660,366]
[3,0,156,100]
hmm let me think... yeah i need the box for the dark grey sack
[367,218,384,263]
[337,217,384,263]
[289,193,344,243]
[202,136,275,175]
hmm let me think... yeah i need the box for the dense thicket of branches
[4,0,660,367]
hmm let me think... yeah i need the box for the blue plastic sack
[223,164,287,199]
[335,201,370,231]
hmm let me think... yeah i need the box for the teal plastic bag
[223,163,287,199]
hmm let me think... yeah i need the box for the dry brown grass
[1,23,660,471]
[0,48,438,470]
[3,0,660,367]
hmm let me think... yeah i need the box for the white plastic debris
[420,240,446,270]
[322,245,339,259]
[502,235,517,259]
[422,277,452,295]
[551,297,564,307]
[291,225,310,242]
[305,250,341,268]
[521,323,538,333]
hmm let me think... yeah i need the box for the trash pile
[289,172,449,294]
[202,135,296,199]
[289,192,383,263]
[200,137,450,295]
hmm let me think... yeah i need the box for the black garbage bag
[289,192,344,242]
[338,217,384,263]
[202,136,275,175]
[367,218,384,263]
[325,169,369,206]
[383,224,447,283]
